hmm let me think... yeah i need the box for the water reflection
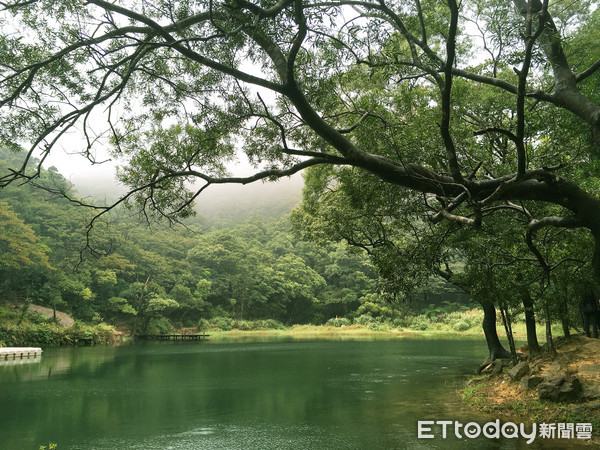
[0,356,42,367]
[0,337,589,449]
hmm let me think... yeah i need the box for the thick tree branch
[440,0,464,185]
[234,0,294,18]
[512,0,600,144]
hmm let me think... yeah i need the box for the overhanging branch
[526,215,583,282]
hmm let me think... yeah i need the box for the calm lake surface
[0,336,580,449]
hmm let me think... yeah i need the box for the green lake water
[0,337,585,449]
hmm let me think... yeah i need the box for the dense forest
[2,147,467,336]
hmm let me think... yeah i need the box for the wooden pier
[135,334,209,341]
[0,347,43,360]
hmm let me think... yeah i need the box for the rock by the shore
[521,375,544,390]
[463,336,600,445]
[538,374,583,402]
[582,385,600,401]
[508,361,529,381]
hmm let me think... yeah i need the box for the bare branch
[436,208,479,227]
[88,0,286,94]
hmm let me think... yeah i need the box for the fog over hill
[40,144,305,225]
[70,170,304,225]
[193,175,304,225]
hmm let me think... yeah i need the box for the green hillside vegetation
[0,148,590,351]
[3,148,466,344]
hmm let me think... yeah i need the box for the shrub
[210,317,233,331]
[356,301,395,319]
[452,321,471,332]
[145,317,173,335]
[258,319,285,330]
[392,317,408,328]
[64,324,94,345]
[368,321,393,331]
[408,316,433,331]
[29,312,50,324]
[233,320,254,330]
[0,322,117,347]
[197,318,210,332]
[353,314,376,326]
[326,317,352,327]
[0,306,19,322]
[230,319,286,330]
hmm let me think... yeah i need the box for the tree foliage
[1,1,600,345]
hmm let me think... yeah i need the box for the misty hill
[42,157,304,226]
[2,147,304,226]
[192,175,303,226]
[71,171,303,226]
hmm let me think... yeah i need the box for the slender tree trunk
[130,277,150,338]
[479,301,512,373]
[288,298,299,325]
[559,287,571,338]
[17,290,31,326]
[522,292,541,357]
[544,300,556,357]
[130,314,140,337]
[500,303,518,364]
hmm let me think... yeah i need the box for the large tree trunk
[479,301,512,373]
[593,232,600,289]
[522,292,541,357]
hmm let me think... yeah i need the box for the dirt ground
[463,335,600,446]
[28,304,74,328]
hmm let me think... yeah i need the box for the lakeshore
[461,335,600,446]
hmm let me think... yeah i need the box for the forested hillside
[0,148,407,334]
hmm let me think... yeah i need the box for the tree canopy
[1,0,600,333]
[1,0,599,274]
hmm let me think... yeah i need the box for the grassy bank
[196,307,562,339]
[1,303,565,346]
[207,324,483,340]
[196,307,487,334]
